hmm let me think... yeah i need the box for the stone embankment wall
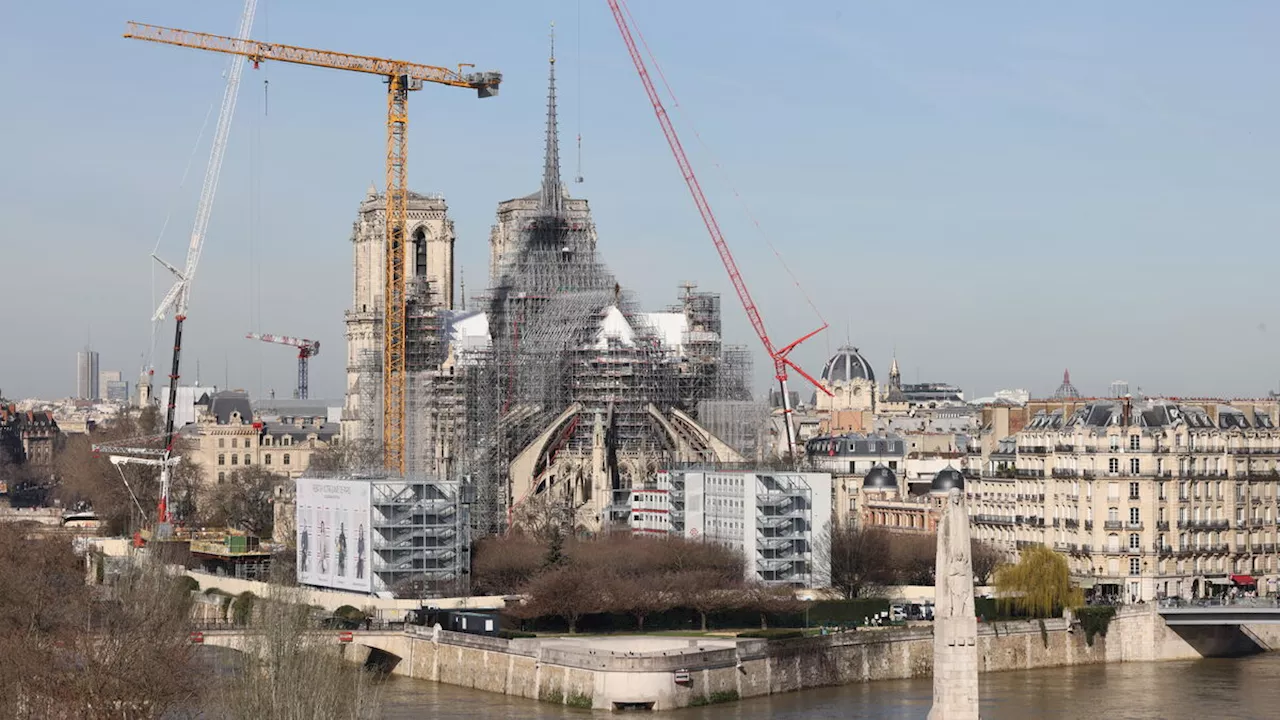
[378,606,1219,711]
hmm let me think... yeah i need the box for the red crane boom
[246,332,320,400]
[606,0,830,457]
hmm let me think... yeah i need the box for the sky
[3,1,1280,402]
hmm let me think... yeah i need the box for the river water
[378,653,1280,719]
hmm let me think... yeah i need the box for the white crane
[98,0,257,540]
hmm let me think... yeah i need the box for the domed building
[816,346,878,429]
[930,466,965,495]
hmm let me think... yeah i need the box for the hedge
[736,629,804,640]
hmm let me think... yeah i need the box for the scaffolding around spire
[540,23,564,216]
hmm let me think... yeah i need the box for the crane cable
[617,0,828,334]
[147,101,217,377]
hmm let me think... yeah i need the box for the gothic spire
[539,23,564,216]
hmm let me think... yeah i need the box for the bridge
[1158,600,1280,626]
[194,628,412,673]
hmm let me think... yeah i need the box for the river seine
[379,652,1280,719]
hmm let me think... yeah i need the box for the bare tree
[0,527,201,718]
[740,583,804,630]
[971,539,1004,586]
[201,466,285,536]
[472,533,544,595]
[515,566,604,634]
[306,439,382,474]
[604,571,675,632]
[814,521,895,599]
[512,489,583,547]
[215,585,381,719]
[670,570,741,632]
[892,533,937,586]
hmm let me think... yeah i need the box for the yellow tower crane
[124,22,501,474]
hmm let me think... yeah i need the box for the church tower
[342,185,455,443]
[487,30,596,283]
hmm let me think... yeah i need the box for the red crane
[606,0,831,457]
[246,333,321,400]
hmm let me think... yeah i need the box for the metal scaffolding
[356,41,756,536]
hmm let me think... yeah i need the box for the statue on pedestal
[929,484,979,720]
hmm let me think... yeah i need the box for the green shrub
[736,629,804,640]
[497,629,537,639]
[175,575,200,593]
[1075,606,1116,647]
[333,604,367,621]
[565,691,592,709]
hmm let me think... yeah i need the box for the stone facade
[323,605,1203,711]
[185,391,339,486]
[0,404,59,478]
[342,187,455,443]
[969,397,1280,601]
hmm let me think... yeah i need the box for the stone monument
[929,486,979,719]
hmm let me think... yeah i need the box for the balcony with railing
[1127,521,1144,531]
[1104,520,1123,530]
[973,514,1015,526]
[1156,521,1170,531]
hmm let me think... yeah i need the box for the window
[1130,435,1141,451]
[1129,482,1140,500]
[283,454,291,466]
[1157,458,1164,475]
[217,454,225,466]
[1108,507,1119,522]
[1129,533,1141,550]
[1111,437,1120,452]
[218,438,225,449]
[1130,558,1141,575]
[217,472,225,483]
[1109,458,1120,474]
[1130,507,1141,524]
[232,438,238,449]
[231,455,238,465]
[265,454,272,465]
[244,454,251,465]
[1130,458,1141,475]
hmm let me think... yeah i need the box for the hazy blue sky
[3,1,1280,402]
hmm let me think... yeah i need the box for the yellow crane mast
[124,22,501,474]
